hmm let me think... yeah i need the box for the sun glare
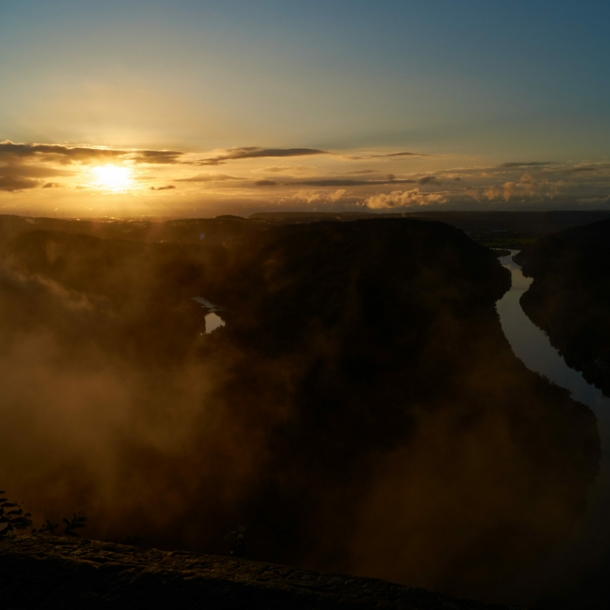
[91,165,134,192]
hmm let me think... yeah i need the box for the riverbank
[515,220,610,397]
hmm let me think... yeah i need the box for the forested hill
[516,219,610,396]
[0,216,600,605]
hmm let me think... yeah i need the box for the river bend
[496,251,610,604]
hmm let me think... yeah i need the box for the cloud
[0,142,433,194]
[484,186,501,200]
[196,147,328,166]
[195,147,426,166]
[246,175,417,188]
[519,173,538,190]
[365,188,446,209]
[329,189,346,202]
[288,189,346,204]
[502,173,539,201]
[576,194,610,206]
[171,168,425,192]
[0,141,183,165]
[464,187,481,201]
[293,190,322,203]
[374,151,428,158]
[149,185,176,191]
[567,163,610,174]
[498,161,554,168]
[42,182,63,189]
[291,177,416,187]
[260,165,312,174]
[0,164,74,179]
[0,176,39,192]
[0,163,72,192]
[176,174,243,183]
[503,182,517,201]
[131,150,183,164]
[346,151,428,160]
[0,141,126,165]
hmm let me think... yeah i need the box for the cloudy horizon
[1,1,609,217]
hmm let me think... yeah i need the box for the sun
[91,165,134,192]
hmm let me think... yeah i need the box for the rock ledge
[0,536,521,609]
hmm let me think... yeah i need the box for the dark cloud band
[498,161,554,168]
[346,151,428,160]
[0,176,39,192]
[0,141,183,165]
[196,147,328,166]
[176,174,244,183]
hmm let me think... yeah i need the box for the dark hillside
[0,216,600,605]
[250,211,610,249]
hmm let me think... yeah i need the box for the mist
[0,215,600,605]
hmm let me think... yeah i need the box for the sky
[1,0,609,217]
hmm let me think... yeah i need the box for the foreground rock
[0,537,519,610]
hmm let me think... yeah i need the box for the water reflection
[497,251,609,410]
[204,312,226,334]
[192,296,226,334]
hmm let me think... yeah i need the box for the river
[496,251,610,606]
